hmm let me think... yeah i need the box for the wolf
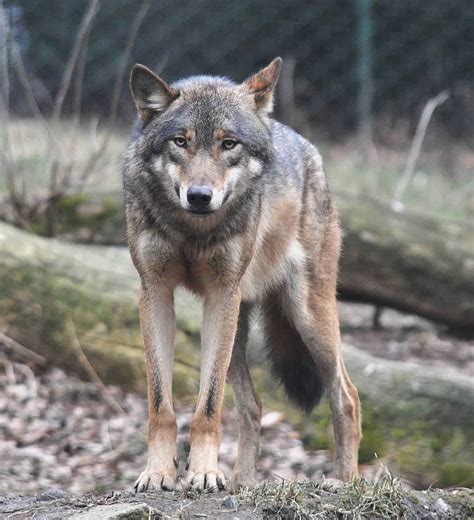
[123,57,361,492]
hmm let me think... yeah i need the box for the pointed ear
[241,57,282,114]
[130,64,178,124]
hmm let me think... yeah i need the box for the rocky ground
[0,353,343,497]
[1,478,473,519]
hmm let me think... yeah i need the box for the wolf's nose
[187,186,212,207]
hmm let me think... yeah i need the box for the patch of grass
[340,471,406,519]
[327,157,472,222]
[238,478,309,519]
[238,478,307,505]
[3,119,127,195]
[237,468,406,519]
[237,468,474,519]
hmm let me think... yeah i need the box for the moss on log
[0,221,473,487]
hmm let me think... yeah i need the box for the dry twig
[75,0,150,191]
[52,0,101,122]
[66,318,128,417]
[0,331,46,365]
[10,42,64,157]
[392,90,450,208]
[0,1,13,198]
[108,0,150,126]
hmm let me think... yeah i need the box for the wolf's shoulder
[270,120,319,159]
[270,120,323,185]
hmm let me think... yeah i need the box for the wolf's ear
[130,64,178,124]
[241,57,282,114]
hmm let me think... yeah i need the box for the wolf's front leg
[186,285,242,491]
[135,286,178,492]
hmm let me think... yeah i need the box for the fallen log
[6,191,471,333]
[1,221,473,487]
[336,194,474,334]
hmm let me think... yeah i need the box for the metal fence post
[356,0,374,162]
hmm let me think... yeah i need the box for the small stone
[222,495,238,510]
[435,497,450,515]
[261,412,285,429]
[71,502,153,519]
[36,489,67,502]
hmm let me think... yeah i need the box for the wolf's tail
[262,298,324,413]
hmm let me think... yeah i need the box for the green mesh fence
[4,0,474,139]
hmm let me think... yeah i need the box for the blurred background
[0,0,473,497]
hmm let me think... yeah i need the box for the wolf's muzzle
[187,186,213,209]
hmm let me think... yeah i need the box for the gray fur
[125,60,360,492]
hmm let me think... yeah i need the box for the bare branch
[75,1,150,190]
[66,318,128,417]
[59,23,93,192]
[10,42,65,159]
[0,0,9,117]
[0,332,46,365]
[108,0,150,126]
[72,28,91,123]
[279,56,296,127]
[0,1,12,196]
[392,90,450,208]
[52,0,100,121]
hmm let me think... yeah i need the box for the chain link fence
[4,0,474,141]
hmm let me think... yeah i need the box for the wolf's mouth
[187,208,215,217]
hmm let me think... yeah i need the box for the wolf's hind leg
[328,351,361,480]
[135,286,178,492]
[227,303,262,490]
[292,291,361,481]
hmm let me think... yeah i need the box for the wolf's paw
[134,469,176,492]
[228,471,258,492]
[184,470,226,491]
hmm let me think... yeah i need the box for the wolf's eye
[222,139,238,150]
[173,136,187,148]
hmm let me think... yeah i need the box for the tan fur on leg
[134,287,178,492]
[227,303,262,490]
[186,285,242,491]
[279,212,361,480]
[328,355,361,480]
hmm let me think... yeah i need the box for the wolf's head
[129,58,281,216]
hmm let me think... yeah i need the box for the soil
[1,481,472,519]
